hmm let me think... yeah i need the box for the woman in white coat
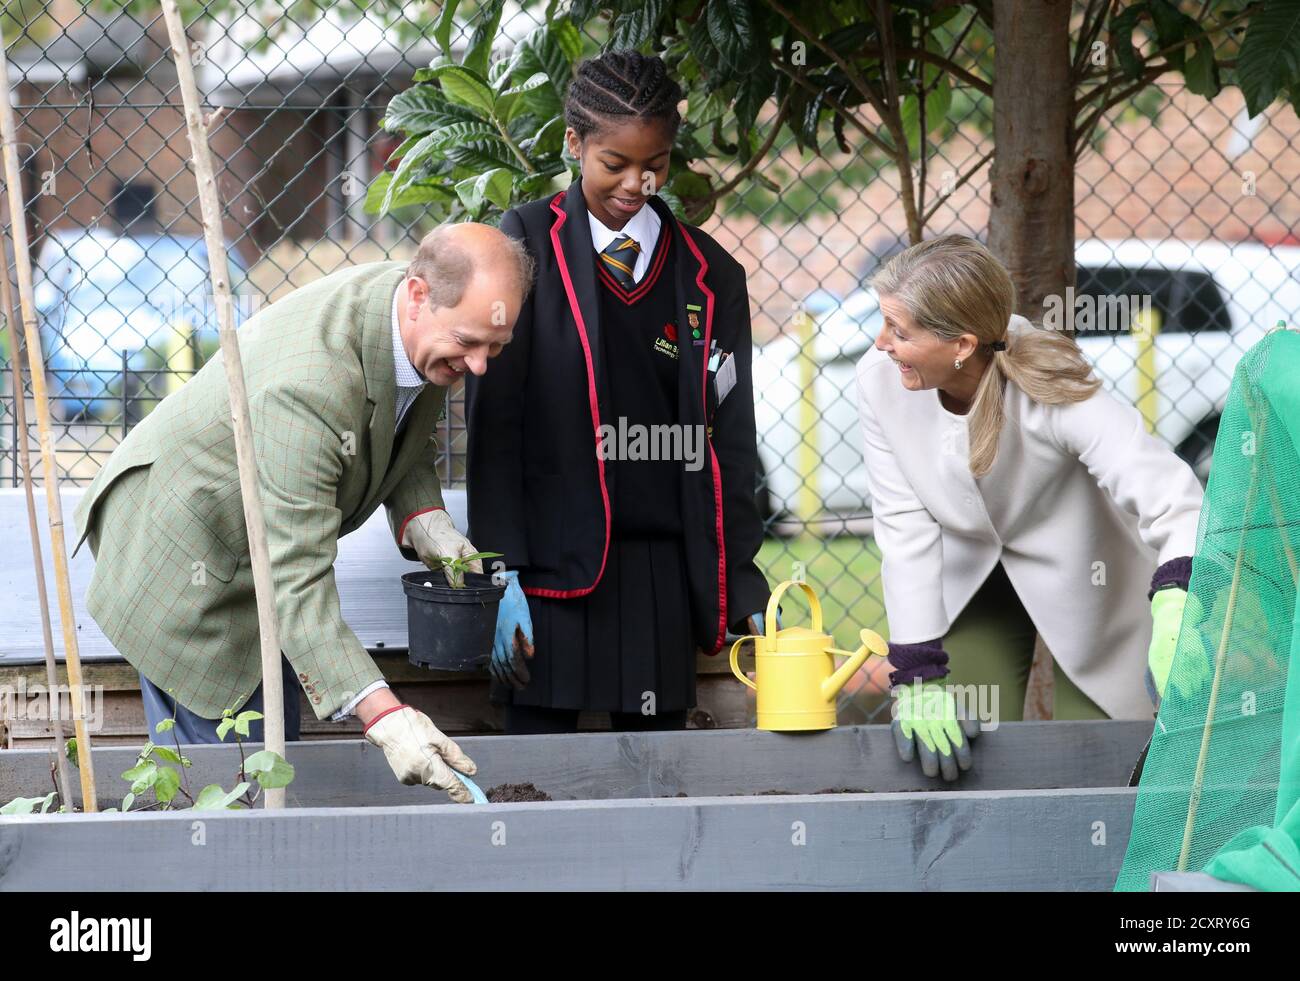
[856,236,1204,780]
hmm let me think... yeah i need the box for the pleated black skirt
[500,536,696,713]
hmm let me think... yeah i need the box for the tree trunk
[988,0,1074,318]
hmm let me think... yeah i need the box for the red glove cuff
[362,703,411,735]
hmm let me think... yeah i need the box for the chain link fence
[3,3,1298,721]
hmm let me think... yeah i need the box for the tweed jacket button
[299,673,309,682]
[311,694,321,704]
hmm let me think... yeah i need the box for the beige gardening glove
[402,508,483,586]
[363,705,478,804]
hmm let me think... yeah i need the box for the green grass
[756,534,887,648]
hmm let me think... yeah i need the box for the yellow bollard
[794,306,820,534]
[1133,305,1162,435]
[163,317,196,396]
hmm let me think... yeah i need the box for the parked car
[31,229,251,421]
[752,239,1300,520]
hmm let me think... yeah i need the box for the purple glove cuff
[887,639,950,687]
[1149,556,1193,600]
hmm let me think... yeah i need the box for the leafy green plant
[1,700,295,816]
[429,550,503,589]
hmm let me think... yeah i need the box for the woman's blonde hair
[870,235,1101,477]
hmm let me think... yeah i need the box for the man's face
[399,271,520,386]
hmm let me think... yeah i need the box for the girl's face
[566,119,673,230]
[875,294,973,393]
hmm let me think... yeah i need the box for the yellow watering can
[730,580,889,732]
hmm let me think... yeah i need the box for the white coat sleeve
[1048,389,1203,565]
[856,364,950,643]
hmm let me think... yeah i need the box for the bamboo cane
[160,0,286,808]
[0,23,98,811]
[1176,391,1269,870]
[0,236,73,806]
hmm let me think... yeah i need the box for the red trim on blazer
[596,226,671,305]
[522,192,612,600]
[676,224,728,655]
[396,506,446,549]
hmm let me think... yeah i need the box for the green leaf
[385,85,482,135]
[447,138,520,172]
[154,767,181,804]
[121,792,135,812]
[1184,38,1221,98]
[433,0,460,57]
[155,718,175,734]
[121,760,158,796]
[192,783,250,811]
[464,0,506,79]
[707,0,755,71]
[525,115,567,156]
[65,737,78,769]
[152,745,191,767]
[1237,0,1300,117]
[457,169,516,212]
[244,750,296,790]
[497,72,550,124]
[439,68,498,116]
[365,171,456,216]
[1,792,58,816]
[412,54,457,84]
[549,18,584,67]
[1109,4,1152,82]
[215,717,235,742]
[609,0,667,51]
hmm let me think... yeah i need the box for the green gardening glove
[891,681,979,782]
[1147,588,1211,701]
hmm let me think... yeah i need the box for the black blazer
[466,178,770,654]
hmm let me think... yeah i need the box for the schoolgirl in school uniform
[465,50,771,735]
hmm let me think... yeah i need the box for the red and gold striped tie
[599,236,641,289]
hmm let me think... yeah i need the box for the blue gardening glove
[891,680,979,782]
[743,611,782,635]
[1147,588,1211,702]
[490,571,534,690]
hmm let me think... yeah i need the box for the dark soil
[485,782,553,803]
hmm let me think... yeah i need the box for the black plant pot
[402,571,506,671]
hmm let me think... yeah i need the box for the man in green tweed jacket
[72,223,533,802]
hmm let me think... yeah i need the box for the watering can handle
[766,580,822,637]
[729,636,758,691]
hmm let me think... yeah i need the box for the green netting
[1116,328,1300,892]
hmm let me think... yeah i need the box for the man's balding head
[397,222,534,387]
[405,222,534,311]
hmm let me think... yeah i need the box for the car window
[1074,265,1231,334]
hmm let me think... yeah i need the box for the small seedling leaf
[244,750,296,790]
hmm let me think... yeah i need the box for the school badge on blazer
[654,320,680,360]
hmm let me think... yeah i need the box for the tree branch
[698,96,793,207]
[769,55,895,158]
[920,147,994,224]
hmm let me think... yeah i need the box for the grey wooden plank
[1150,871,1259,892]
[0,788,1137,891]
[0,487,468,664]
[0,721,1154,809]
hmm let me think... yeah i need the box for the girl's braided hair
[564,50,683,141]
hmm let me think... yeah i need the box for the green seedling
[428,551,502,589]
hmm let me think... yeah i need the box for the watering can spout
[821,628,889,702]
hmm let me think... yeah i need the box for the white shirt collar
[392,284,426,390]
[587,203,661,283]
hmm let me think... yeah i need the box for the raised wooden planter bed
[0,721,1150,891]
